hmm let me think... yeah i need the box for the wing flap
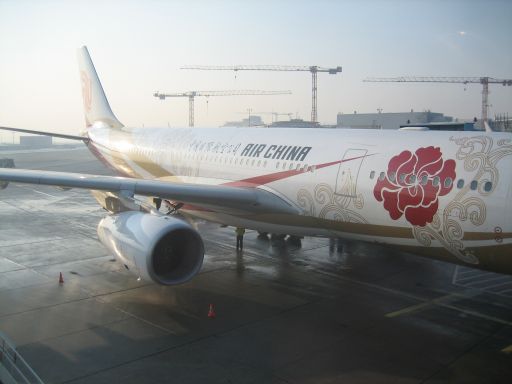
[0,168,298,215]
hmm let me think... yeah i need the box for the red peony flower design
[373,146,456,227]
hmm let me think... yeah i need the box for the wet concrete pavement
[1,146,511,383]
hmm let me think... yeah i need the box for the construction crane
[153,90,291,127]
[363,77,512,128]
[181,65,342,123]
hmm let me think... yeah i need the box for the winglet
[77,46,123,129]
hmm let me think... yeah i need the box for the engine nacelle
[97,211,204,285]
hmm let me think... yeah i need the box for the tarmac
[1,146,512,384]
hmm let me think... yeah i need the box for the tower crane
[181,65,342,123]
[364,77,512,128]
[154,90,291,127]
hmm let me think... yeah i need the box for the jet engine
[97,211,204,285]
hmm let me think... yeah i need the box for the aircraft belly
[181,209,333,237]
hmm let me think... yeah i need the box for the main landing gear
[261,233,302,247]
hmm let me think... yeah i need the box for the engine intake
[97,211,204,285]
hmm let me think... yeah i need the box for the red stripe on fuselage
[224,154,372,188]
[178,154,372,213]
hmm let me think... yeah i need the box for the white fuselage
[86,125,512,273]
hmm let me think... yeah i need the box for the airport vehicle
[1,46,512,285]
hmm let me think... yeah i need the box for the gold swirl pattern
[297,183,367,224]
[412,136,512,264]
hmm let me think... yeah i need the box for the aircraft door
[334,149,367,197]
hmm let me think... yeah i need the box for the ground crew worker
[236,227,245,251]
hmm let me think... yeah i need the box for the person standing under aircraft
[236,227,245,251]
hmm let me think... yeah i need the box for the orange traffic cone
[59,272,64,284]
[207,304,216,319]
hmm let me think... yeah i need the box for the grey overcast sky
[0,0,511,136]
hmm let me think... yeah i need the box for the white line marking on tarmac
[15,184,58,198]
[312,268,512,327]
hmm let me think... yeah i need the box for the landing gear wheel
[287,235,303,247]
[270,233,286,246]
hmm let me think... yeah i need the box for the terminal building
[223,116,264,127]
[337,111,453,130]
[222,111,483,131]
[270,119,320,128]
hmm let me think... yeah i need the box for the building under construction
[364,77,512,130]
[337,111,453,130]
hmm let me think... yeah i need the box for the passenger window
[444,177,453,188]
[433,176,440,187]
[388,171,396,182]
[264,161,267,167]
[484,181,492,192]
[457,179,464,189]
[421,175,428,185]
[283,162,287,169]
[370,171,375,179]
[257,160,261,167]
[251,159,255,166]
[379,172,385,181]
[409,175,417,184]
[276,162,280,169]
[399,173,406,183]
[470,180,478,190]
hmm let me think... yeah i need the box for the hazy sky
[0,0,511,137]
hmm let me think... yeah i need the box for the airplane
[1,46,512,286]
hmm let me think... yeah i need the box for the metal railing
[0,331,44,384]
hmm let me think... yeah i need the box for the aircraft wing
[0,126,88,142]
[0,168,299,215]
